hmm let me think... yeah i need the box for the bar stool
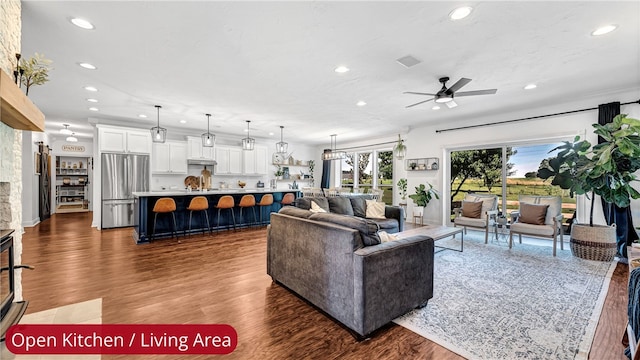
[280,193,295,210]
[238,194,257,227]
[151,198,178,240]
[256,194,274,225]
[214,195,236,232]
[187,196,211,236]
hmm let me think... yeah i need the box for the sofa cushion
[365,200,386,219]
[296,197,330,212]
[308,213,381,246]
[369,218,400,233]
[519,203,549,225]
[310,201,327,213]
[350,197,367,218]
[278,206,314,219]
[461,201,483,219]
[327,197,355,216]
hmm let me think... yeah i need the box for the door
[126,131,152,154]
[128,154,150,196]
[99,129,127,152]
[229,148,242,174]
[38,143,51,220]
[152,143,171,173]
[102,200,134,228]
[101,153,127,200]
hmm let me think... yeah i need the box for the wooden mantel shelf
[0,69,45,132]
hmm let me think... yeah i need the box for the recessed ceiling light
[269,132,274,136]
[524,84,537,90]
[78,62,97,70]
[138,114,147,118]
[334,66,350,73]
[70,18,94,30]
[449,6,473,20]
[86,98,98,103]
[179,120,187,124]
[432,106,441,110]
[84,86,98,92]
[89,107,99,111]
[356,101,367,106]
[591,25,617,36]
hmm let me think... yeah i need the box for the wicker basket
[570,223,617,261]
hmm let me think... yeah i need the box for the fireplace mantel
[0,69,45,132]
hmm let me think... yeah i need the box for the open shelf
[405,157,439,171]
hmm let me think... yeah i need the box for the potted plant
[397,178,407,203]
[409,162,417,170]
[408,182,440,219]
[538,114,640,260]
[274,164,284,180]
[20,53,53,96]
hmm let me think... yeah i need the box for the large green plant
[538,114,640,226]
[408,182,440,207]
[397,178,407,201]
[20,53,53,96]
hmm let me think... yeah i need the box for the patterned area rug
[394,232,616,360]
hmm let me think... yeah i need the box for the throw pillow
[310,201,327,213]
[327,197,355,216]
[378,231,399,243]
[349,197,367,218]
[365,200,386,219]
[461,201,483,218]
[519,203,549,225]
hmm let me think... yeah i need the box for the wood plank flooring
[18,212,627,359]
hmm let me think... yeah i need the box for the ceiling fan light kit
[405,76,497,108]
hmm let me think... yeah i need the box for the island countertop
[133,188,297,197]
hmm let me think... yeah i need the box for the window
[340,149,394,204]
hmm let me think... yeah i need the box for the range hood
[188,159,217,166]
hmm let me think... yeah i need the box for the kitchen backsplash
[151,167,303,191]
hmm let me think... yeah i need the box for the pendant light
[393,134,407,160]
[66,132,78,142]
[275,125,288,154]
[201,113,215,147]
[322,134,347,160]
[242,120,255,151]
[150,105,167,143]
[60,124,73,135]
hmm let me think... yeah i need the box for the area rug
[394,233,616,360]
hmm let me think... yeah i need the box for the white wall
[404,90,640,225]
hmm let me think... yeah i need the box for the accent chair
[509,195,564,256]
[453,193,499,243]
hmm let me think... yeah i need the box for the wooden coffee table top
[398,225,462,241]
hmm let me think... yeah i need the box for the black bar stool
[151,198,178,240]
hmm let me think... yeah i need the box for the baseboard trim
[22,218,40,227]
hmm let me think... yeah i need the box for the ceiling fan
[404,77,497,109]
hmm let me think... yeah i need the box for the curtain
[320,150,331,189]
[597,102,638,258]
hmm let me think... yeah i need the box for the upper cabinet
[215,146,242,175]
[186,136,214,160]
[98,127,151,154]
[243,145,268,175]
[152,141,187,174]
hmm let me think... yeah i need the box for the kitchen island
[132,189,299,243]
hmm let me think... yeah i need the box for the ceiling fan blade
[406,98,435,108]
[445,100,458,109]
[447,78,472,93]
[455,89,498,97]
[403,91,437,96]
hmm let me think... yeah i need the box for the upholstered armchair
[509,195,564,256]
[453,193,499,243]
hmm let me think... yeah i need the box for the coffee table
[397,225,464,252]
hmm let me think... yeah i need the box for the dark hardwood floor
[19,212,627,359]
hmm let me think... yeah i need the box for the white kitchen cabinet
[186,136,214,160]
[242,145,268,175]
[152,141,187,174]
[215,146,242,175]
[98,127,151,154]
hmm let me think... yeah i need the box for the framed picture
[34,152,41,175]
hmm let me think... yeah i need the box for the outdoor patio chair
[453,193,499,243]
[369,189,384,202]
[509,195,563,256]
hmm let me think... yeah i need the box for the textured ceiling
[20,1,640,144]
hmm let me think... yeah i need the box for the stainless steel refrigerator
[101,153,149,228]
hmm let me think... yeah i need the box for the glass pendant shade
[242,120,255,151]
[151,105,167,143]
[393,134,407,160]
[66,133,78,142]
[321,134,347,161]
[275,125,288,154]
[201,113,215,147]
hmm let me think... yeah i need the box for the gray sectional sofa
[266,197,435,338]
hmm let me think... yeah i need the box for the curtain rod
[435,99,640,133]
[332,139,402,151]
